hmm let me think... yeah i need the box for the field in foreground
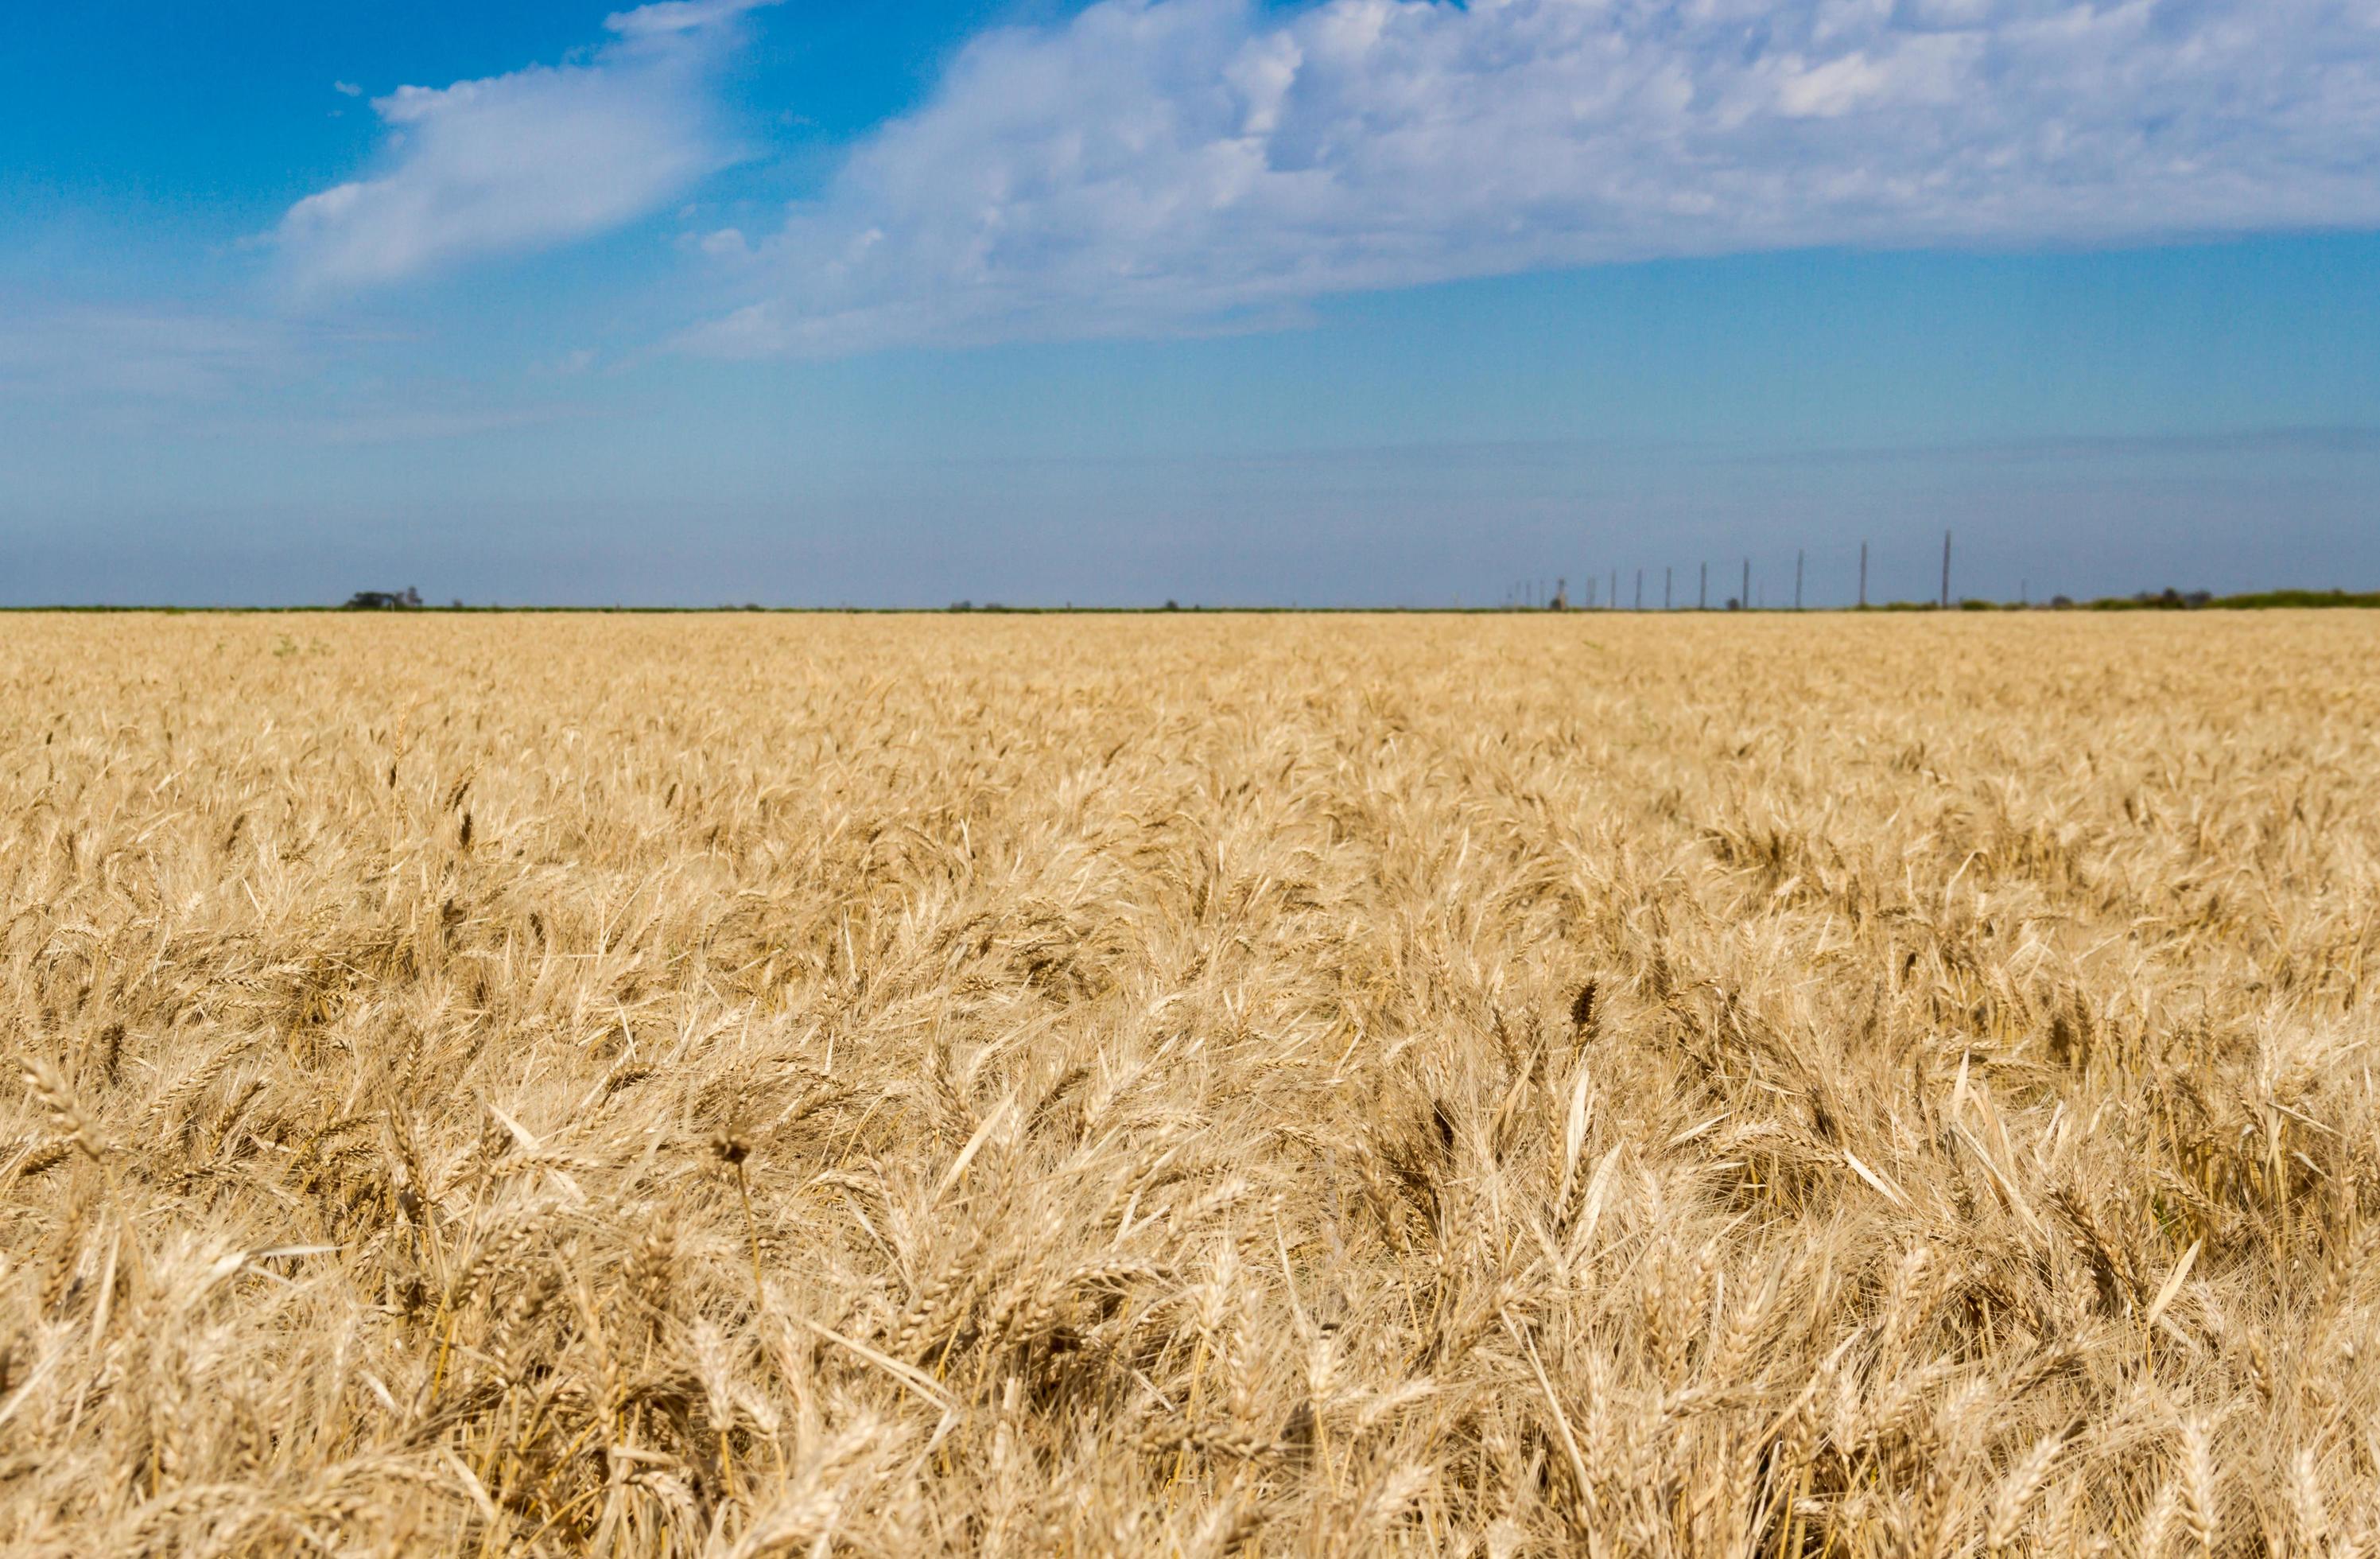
[2,612,2378,1556]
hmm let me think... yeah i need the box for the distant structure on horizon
[344,588,423,610]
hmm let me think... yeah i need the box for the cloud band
[687,0,2380,354]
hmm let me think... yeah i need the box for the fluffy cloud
[685,0,2380,356]
[278,0,775,292]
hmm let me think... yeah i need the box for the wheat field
[2,610,2376,1556]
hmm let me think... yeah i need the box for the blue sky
[3,0,2378,606]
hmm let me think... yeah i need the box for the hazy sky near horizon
[5,0,2378,606]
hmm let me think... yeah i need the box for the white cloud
[278,1,776,293]
[604,0,773,38]
[685,0,2380,356]
[333,80,363,97]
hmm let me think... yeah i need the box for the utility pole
[1636,569,1644,610]
[1796,550,1804,610]
[1858,542,1868,608]
[1741,558,1750,612]
[1665,567,1673,610]
[1699,562,1707,610]
[1940,531,1952,608]
[1609,567,1617,612]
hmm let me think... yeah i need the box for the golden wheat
[1,608,2375,1555]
